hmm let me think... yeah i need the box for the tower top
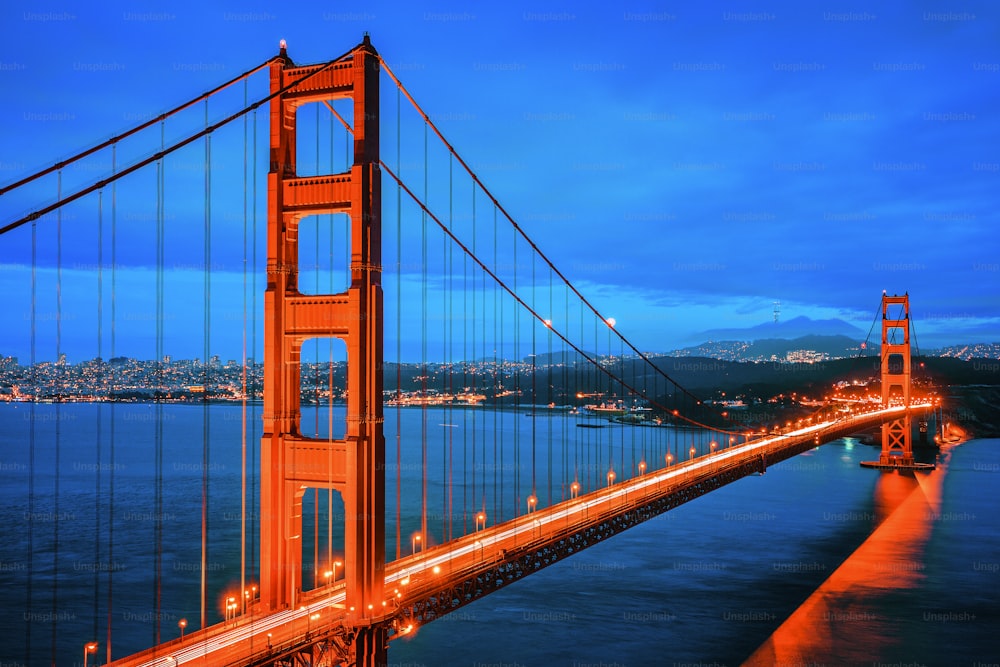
[358,33,378,55]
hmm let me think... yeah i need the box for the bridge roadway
[109,404,930,667]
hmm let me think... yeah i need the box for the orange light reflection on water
[744,450,950,665]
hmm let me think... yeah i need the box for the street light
[638,460,646,475]
[690,446,696,460]
[475,511,486,532]
[710,441,717,455]
[412,534,422,555]
[83,642,98,667]
[665,452,673,466]
[178,618,187,640]
[607,469,616,486]
[527,494,537,513]
[225,596,238,623]
[570,480,580,498]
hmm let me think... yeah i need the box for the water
[1,403,997,666]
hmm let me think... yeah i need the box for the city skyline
[1,2,998,361]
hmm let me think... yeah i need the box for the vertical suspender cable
[620,334,625,478]
[200,103,211,630]
[26,181,37,667]
[420,122,428,547]
[580,296,586,491]
[607,321,613,483]
[106,144,117,664]
[567,273,573,495]
[547,266,552,505]
[470,185,477,523]
[154,127,165,646]
[250,109,258,590]
[94,188,103,642]
[240,78,248,613]
[446,154,453,541]
[512,227,519,514]
[394,86,402,561]
[52,170,63,666]
[530,252,536,504]
[442,157,449,541]
[494,206,500,521]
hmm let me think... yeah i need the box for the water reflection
[744,449,951,666]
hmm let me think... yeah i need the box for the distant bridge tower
[878,292,913,466]
[261,35,386,664]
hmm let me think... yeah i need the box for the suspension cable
[323,61,734,437]
[0,58,278,196]
[379,161,733,434]
[378,57,717,416]
[2,48,356,237]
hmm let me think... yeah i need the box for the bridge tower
[261,35,386,663]
[879,293,913,466]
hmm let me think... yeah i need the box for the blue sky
[1,1,998,362]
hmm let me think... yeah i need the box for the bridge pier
[352,626,388,667]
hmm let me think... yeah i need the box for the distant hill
[670,334,866,362]
[693,315,866,343]
[747,334,866,359]
[524,349,594,365]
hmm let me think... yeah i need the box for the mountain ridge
[692,315,866,343]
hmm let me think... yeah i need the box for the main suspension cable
[378,57,718,416]
[379,161,730,434]
[0,58,278,196]
[2,48,356,236]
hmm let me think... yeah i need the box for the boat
[583,401,626,416]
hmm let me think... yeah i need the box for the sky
[1,1,998,362]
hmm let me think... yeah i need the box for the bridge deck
[108,405,930,667]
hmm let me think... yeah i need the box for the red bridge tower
[260,36,386,663]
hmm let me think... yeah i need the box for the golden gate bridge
[0,36,934,666]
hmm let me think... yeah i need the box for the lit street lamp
[83,642,98,667]
[476,511,486,532]
[225,596,238,623]
[412,534,422,555]
[638,460,646,475]
[178,618,187,640]
[690,446,696,460]
[527,494,537,513]
[665,452,673,466]
[570,480,580,498]
[607,469,616,486]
